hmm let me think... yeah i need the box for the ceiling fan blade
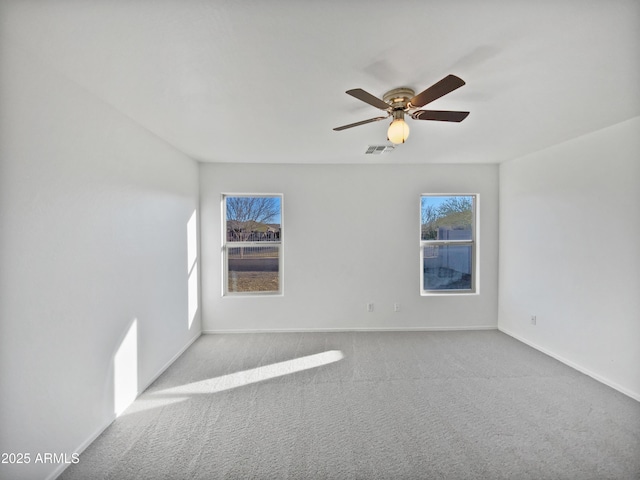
[333,115,389,131]
[409,75,466,108]
[346,89,390,110]
[412,110,470,122]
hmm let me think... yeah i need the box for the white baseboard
[138,332,201,394]
[47,332,202,480]
[203,325,497,334]
[499,327,640,402]
[46,413,117,480]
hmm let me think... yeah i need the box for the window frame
[222,193,283,297]
[420,194,478,296]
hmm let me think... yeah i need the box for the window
[223,195,282,295]
[420,195,477,294]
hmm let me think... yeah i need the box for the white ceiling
[2,0,639,164]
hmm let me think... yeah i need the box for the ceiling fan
[333,74,469,144]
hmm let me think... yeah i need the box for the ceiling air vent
[365,145,395,155]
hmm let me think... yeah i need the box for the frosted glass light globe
[387,118,410,144]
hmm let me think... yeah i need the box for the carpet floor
[59,330,640,479]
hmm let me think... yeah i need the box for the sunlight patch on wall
[187,210,198,271]
[157,350,344,396]
[187,210,199,328]
[188,264,199,328]
[113,319,138,416]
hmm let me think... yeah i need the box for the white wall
[498,117,640,400]
[200,163,498,332]
[0,42,200,479]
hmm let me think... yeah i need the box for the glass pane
[421,195,473,241]
[226,196,281,243]
[227,245,280,293]
[423,245,472,291]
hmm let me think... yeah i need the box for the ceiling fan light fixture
[387,112,410,144]
[334,75,468,143]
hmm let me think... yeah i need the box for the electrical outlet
[394,303,401,312]
[530,315,537,325]
[367,303,374,312]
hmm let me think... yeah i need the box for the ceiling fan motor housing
[382,87,415,110]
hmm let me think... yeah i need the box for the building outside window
[420,194,477,295]
[223,194,282,295]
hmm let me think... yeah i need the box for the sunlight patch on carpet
[157,350,344,396]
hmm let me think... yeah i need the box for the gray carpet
[59,330,640,479]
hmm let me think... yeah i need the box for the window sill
[421,291,478,297]
[223,292,284,298]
